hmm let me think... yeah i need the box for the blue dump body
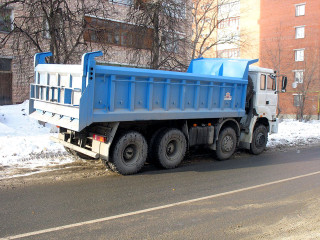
[29,51,258,132]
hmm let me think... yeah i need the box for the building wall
[259,0,320,119]
[239,0,260,60]
[0,0,192,104]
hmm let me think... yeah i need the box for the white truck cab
[239,66,287,153]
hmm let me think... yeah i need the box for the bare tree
[190,0,246,60]
[293,50,320,121]
[0,0,24,10]
[191,0,234,59]
[0,0,115,101]
[6,0,115,63]
[261,24,292,117]
[127,0,191,70]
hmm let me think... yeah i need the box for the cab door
[257,74,277,117]
[265,74,277,116]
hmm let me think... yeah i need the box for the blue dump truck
[29,51,287,175]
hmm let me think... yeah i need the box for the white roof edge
[249,65,274,74]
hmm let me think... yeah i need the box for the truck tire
[107,131,147,175]
[153,128,187,169]
[216,127,237,160]
[250,124,268,155]
[148,127,166,163]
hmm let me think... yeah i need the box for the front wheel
[250,125,268,155]
[107,131,147,175]
[215,127,237,160]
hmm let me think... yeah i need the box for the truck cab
[250,66,278,123]
[239,66,286,153]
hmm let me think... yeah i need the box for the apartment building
[215,0,320,119]
[259,0,320,119]
[0,0,191,104]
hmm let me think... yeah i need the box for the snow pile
[268,119,320,148]
[0,101,320,179]
[0,101,73,179]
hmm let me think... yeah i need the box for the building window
[294,70,304,83]
[163,0,186,19]
[218,17,240,30]
[0,58,12,71]
[293,94,301,107]
[163,33,184,53]
[108,0,133,5]
[217,48,240,58]
[295,4,305,17]
[0,8,12,32]
[218,1,240,18]
[43,19,50,39]
[295,26,305,39]
[84,16,153,50]
[294,49,304,61]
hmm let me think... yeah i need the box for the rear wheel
[153,128,187,169]
[250,124,268,155]
[148,127,166,163]
[216,127,237,160]
[107,131,147,175]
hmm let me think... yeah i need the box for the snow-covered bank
[0,101,73,179]
[268,119,320,148]
[1,101,320,179]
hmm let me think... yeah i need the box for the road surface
[1,146,320,239]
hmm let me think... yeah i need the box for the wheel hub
[222,135,234,152]
[255,133,266,147]
[123,145,136,161]
[166,141,176,156]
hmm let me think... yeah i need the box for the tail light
[93,134,106,143]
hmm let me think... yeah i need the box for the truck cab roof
[249,65,275,74]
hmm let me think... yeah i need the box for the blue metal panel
[30,51,259,132]
[187,58,258,80]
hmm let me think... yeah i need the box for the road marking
[2,170,320,240]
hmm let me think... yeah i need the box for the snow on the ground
[0,101,320,179]
[268,119,320,148]
[0,101,73,179]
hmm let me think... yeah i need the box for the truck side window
[267,75,276,90]
[260,75,266,90]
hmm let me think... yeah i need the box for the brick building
[0,0,191,104]
[2,0,320,119]
[215,0,320,119]
[259,0,320,120]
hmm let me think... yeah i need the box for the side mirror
[281,76,287,92]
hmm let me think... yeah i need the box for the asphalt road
[1,146,320,239]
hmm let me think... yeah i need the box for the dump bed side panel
[91,65,248,123]
[29,52,255,132]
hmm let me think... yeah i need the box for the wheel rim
[123,144,138,163]
[166,140,178,158]
[255,132,266,148]
[222,135,234,152]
